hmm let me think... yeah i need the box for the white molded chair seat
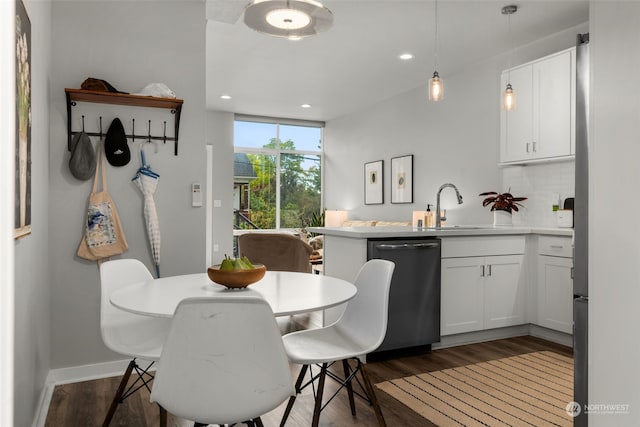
[280,259,395,427]
[151,296,294,427]
[100,259,171,426]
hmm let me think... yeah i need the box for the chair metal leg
[253,417,264,427]
[280,364,308,427]
[311,363,328,427]
[342,360,356,416]
[102,359,136,427]
[158,405,167,427]
[359,362,386,427]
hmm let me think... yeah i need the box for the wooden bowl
[207,264,266,289]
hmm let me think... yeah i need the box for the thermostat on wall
[192,183,202,207]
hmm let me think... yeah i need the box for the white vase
[493,210,512,226]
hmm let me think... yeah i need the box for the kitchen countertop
[308,225,573,239]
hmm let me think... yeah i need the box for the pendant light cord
[507,9,512,84]
[434,0,439,70]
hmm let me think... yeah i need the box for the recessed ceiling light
[220,95,232,100]
[301,104,312,108]
[399,53,414,60]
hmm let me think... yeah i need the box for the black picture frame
[391,155,413,204]
[364,160,383,205]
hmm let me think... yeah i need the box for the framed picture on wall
[391,155,413,204]
[15,0,32,239]
[364,160,383,205]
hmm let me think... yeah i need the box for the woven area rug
[376,351,573,427]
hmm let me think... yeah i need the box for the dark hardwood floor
[45,335,572,427]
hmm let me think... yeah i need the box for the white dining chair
[99,258,171,426]
[279,259,395,427]
[151,296,294,427]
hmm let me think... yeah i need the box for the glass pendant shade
[503,83,516,111]
[429,71,443,102]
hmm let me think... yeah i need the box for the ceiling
[206,0,588,122]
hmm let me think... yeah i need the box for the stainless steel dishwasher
[367,238,441,353]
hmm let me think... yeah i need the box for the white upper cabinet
[500,47,576,164]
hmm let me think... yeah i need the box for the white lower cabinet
[441,237,525,336]
[537,238,573,334]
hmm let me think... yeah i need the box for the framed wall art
[391,155,413,204]
[15,0,32,239]
[364,160,383,205]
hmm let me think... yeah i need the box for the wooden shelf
[65,88,183,109]
[64,88,184,155]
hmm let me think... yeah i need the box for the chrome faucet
[436,183,464,228]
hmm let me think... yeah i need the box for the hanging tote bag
[77,141,128,261]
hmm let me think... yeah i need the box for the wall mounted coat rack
[65,88,184,155]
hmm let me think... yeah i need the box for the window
[233,117,323,232]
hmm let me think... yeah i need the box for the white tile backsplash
[501,161,575,228]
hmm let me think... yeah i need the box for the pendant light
[428,0,443,102]
[502,5,517,111]
[244,0,334,40]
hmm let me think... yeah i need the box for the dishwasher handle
[374,242,440,250]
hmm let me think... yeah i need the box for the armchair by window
[238,233,314,273]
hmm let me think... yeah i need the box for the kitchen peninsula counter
[308,225,573,239]
[313,224,574,351]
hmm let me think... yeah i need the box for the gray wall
[206,110,235,261]
[324,24,586,226]
[13,0,52,425]
[49,1,207,368]
[590,3,640,425]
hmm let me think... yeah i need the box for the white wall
[1,1,16,425]
[49,1,207,368]
[324,24,586,227]
[13,0,52,425]
[590,3,640,425]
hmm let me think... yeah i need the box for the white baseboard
[529,324,573,348]
[434,325,529,350]
[34,358,155,427]
[32,382,54,427]
[434,324,573,350]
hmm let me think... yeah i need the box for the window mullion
[275,124,281,229]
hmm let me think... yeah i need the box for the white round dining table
[110,270,357,318]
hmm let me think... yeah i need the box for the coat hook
[81,115,85,132]
[148,119,152,142]
[99,116,103,138]
[132,118,135,142]
[163,121,168,144]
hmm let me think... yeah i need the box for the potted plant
[479,190,527,226]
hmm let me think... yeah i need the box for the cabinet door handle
[526,142,530,153]
[532,141,537,152]
[550,245,564,249]
[487,264,492,276]
[481,265,485,277]
[571,267,574,279]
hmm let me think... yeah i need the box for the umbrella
[132,147,161,277]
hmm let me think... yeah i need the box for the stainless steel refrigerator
[573,32,589,427]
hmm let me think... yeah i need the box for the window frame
[234,116,324,230]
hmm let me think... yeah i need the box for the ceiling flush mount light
[502,5,518,111]
[428,0,443,102]
[399,53,414,61]
[220,94,232,100]
[301,103,311,108]
[244,0,334,39]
